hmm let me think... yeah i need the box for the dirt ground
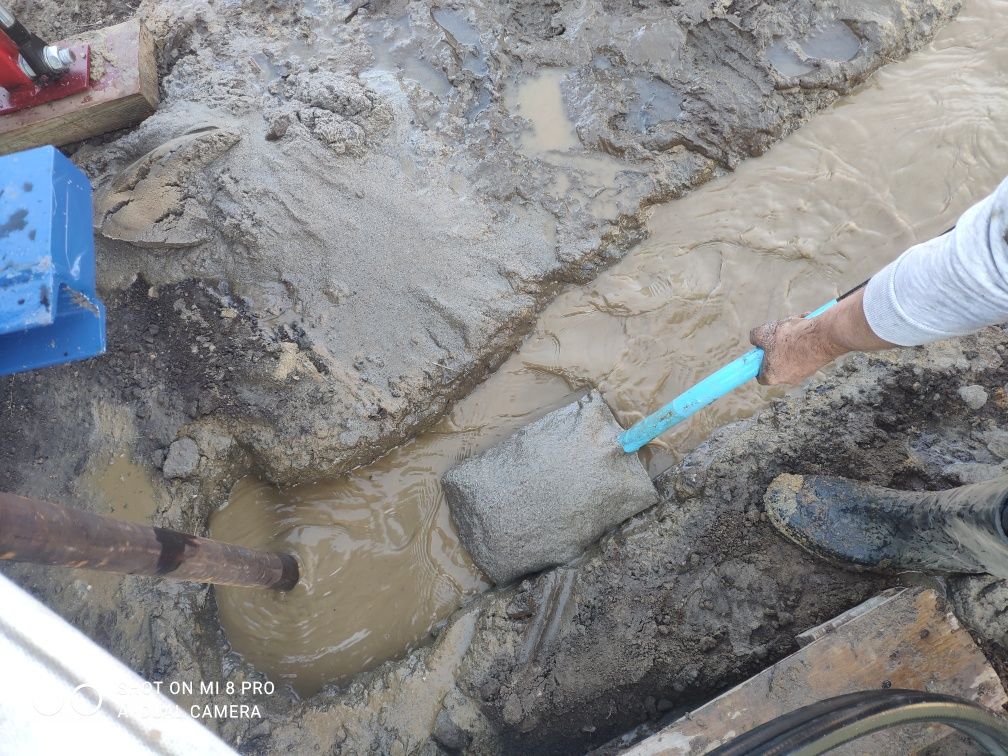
[7,0,1008,754]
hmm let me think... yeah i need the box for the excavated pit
[4,0,1008,753]
[208,0,1008,707]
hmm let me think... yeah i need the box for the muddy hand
[749,287,895,386]
[749,316,842,386]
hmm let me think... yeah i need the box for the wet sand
[212,0,1008,696]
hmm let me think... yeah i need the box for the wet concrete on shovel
[211,2,1008,696]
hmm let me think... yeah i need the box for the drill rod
[0,492,299,590]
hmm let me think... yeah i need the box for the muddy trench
[3,0,1008,753]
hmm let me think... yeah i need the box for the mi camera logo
[32,683,103,717]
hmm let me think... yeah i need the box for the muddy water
[83,452,162,524]
[365,15,451,96]
[211,473,482,695]
[507,69,581,154]
[213,0,1008,696]
[212,369,573,696]
[767,20,861,77]
[505,69,642,220]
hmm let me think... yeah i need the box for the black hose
[709,689,1008,756]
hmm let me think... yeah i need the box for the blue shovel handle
[618,298,841,453]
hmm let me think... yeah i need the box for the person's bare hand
[748,288,894,386]
[749,315,845,386]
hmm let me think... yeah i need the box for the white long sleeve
[863,176,1008,346]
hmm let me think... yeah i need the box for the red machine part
[0,26,32,91]
[0,34,90,115]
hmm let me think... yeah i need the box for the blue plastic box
[0,146,106,376]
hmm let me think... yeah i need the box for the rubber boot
[764,474,1008,579]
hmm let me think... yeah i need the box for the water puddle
[766,44,814,77]
[82,452,162,524]
[506,69,580,154]
[506,68,639,216]
[466,84,493,121]
[250,52,289,85]
[801,21,861,61]
[214,0,1008,696]
[212,472,485,696]
[768,19,862,77]
[433,8,489,77]
[625,75,683,132]
[593,53,614,71]
[365,15,451,97]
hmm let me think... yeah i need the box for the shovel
[618,280,868,452]
[441,280,867,585]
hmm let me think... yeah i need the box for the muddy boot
[764,474,1008,579]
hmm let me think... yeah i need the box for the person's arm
[751,176,1008,385]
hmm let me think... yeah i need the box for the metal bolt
[42,45,74,74]
[17,54,35,80]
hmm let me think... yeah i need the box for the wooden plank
[625,587,1008,755]
[0,19,158,155]
[795,586,903,647]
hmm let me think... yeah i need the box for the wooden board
[0,19,158,155]
[625,587,1008,755]
[794,586,903,647]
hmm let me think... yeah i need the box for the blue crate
[0,145,106,376]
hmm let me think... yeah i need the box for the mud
[3,0,1007,753]
[53,0,960,490]
[214,0,1007,700]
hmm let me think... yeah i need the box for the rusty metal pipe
[0,492,299,590]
